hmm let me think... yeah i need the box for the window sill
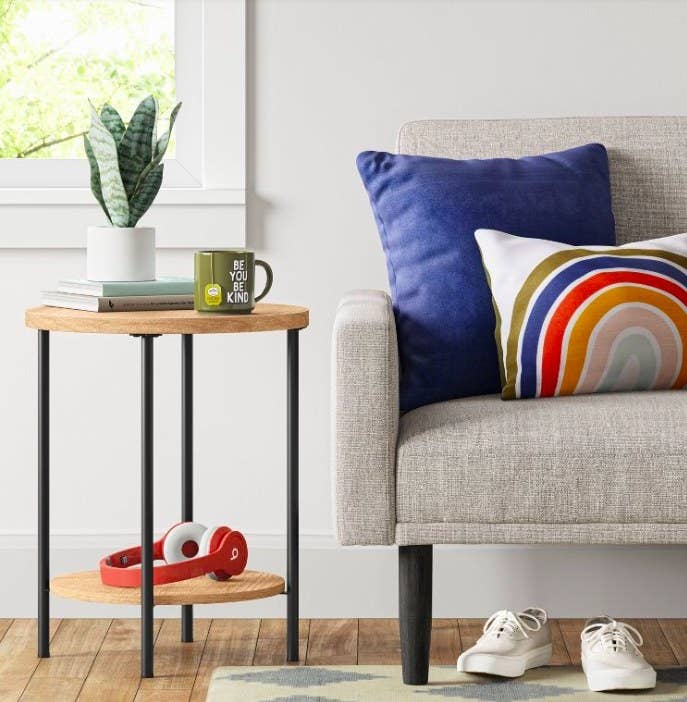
[0,190,245,249]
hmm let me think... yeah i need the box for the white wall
[2,0,687,618]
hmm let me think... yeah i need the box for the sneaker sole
[457,643,553,678]
[582,658,657,692]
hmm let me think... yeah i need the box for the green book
[58,277,194,297]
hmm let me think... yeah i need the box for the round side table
[25,304,309,678]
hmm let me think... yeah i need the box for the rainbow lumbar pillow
[476,228,687,400]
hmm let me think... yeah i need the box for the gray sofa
[332,117,687,685]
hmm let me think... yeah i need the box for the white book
[41,291,194,313]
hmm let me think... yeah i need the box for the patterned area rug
[206,665,687,701]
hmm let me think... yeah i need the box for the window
[0,0,176,160]
[0,0,246,247]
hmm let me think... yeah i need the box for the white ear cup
[199,525,223,580]
[162,522,207,564]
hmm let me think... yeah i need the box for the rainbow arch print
[503,249,687,399]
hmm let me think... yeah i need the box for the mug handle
[254,259,273,302]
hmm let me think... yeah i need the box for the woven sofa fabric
[357,144,615,412]
[396,392,687,526]
[398,116,687,246]
[395,523,687,545]
[476,228,687,399]
[332,290,398,545]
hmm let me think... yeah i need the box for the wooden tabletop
[25,303,309,335]
[50,569,285,605]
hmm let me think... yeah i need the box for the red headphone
[100,522,248,588]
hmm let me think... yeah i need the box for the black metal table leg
[286,329,299,661]
[38,330,50,658]
[141,335,155,678]
[181,334,193,643]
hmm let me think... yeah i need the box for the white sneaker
[581,616,657,692]
[456,607,552,678]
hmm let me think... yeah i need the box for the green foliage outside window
[0,0,175,159]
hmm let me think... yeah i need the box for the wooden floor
[1,618,686,701]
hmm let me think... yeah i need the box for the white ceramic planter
[86,226,156,282]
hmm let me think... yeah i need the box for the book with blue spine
[57,276,194,297]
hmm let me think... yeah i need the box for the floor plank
[21,678,86,702]
[550,620,571,666]
[659,619,687,665]
[78,619,163,702]
[624,619,678,667]
[21,619,111,702]
[457,618,483,652]
[136,619,210,695]
[252,619,309,666]
[189,619,260,702]
[305,619,358,665]
[429,619,461,665]
[134,692,191,702]
[0,620,13,644]
[0,619,61,702]
[558,618,585,665]
[358,619,400,664]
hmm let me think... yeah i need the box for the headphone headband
[100,523,248,587]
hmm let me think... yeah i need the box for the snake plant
[84,95,182,227]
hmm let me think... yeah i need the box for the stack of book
[41,278,194,312]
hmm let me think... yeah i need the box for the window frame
[0,0,246,247]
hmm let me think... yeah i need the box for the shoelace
[481,608,546,640]
[581,619,644,655]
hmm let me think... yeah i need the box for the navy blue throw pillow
[357,144,616,412]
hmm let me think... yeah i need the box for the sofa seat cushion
[396,391,687,526]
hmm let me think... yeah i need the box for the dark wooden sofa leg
[399,544,433,685]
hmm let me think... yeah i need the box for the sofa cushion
[476,228,687,400]
[356,144,615,413]
[396,391,687,526]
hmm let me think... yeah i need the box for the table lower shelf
[50,569,285,605]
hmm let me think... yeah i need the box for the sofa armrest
[332,290,399,545]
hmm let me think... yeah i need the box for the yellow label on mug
[204,282,222,306]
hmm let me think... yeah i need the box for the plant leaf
[128,163,163,227]
[133,101,181,200]
[89,105,129,227]
[155,101,181,160]
[100,104,125,144]
[117,95,157,199]
[83,134,111,223]
[150,97,158,160]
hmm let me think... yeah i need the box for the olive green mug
[194,249,273,314]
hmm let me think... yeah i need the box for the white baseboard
[2,533,686,618]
